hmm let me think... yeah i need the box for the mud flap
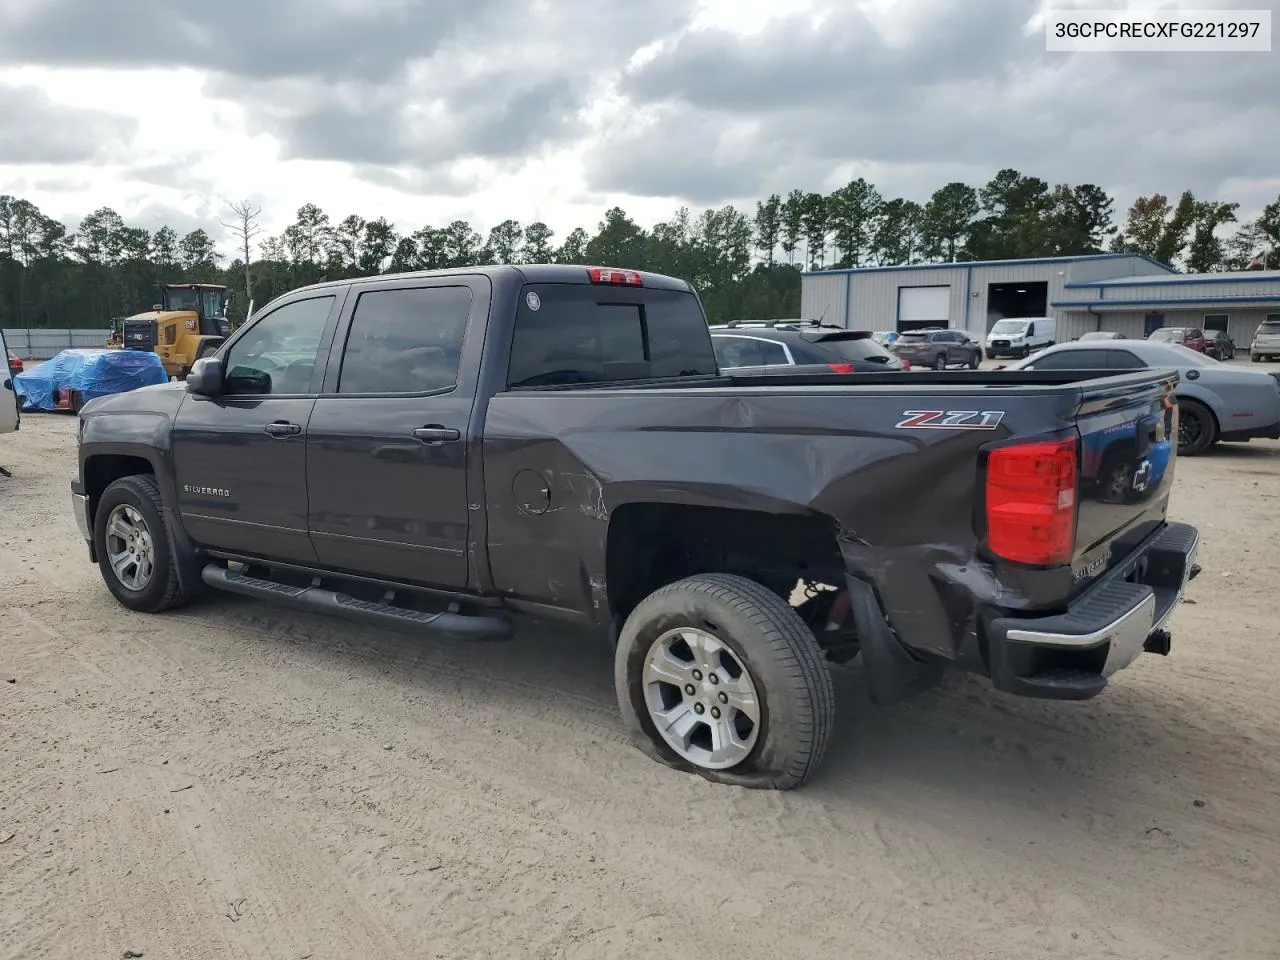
[846,575,944,704]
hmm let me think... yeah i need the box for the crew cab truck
[71,265,1202,790]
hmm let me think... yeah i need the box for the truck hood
[80,379,187,418]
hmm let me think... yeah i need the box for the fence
[2,328,112,361]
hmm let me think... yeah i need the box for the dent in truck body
[482,369,1177,695]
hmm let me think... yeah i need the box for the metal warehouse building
[799,253,1280,346]
[1052,269,1280,346]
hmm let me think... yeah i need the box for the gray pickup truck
[71,265,1201,789]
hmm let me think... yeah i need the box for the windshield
[1148,328,1186,341]
[1258,321,1280,336]
[164,288,200,312]
[897,333,928,343]
[990,319,1028,334]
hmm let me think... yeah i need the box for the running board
[200,564,513,641]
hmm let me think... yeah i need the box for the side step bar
[201,564,513,641]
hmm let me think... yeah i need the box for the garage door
[898,285,951,325]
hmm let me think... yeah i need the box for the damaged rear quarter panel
[482,383,1080,661]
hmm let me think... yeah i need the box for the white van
[0,328,19,438]
[985,316,1057,359]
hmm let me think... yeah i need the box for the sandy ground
[2,412,1279,960]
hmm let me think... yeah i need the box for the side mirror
[186,357,224,397]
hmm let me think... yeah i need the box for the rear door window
[712,335,790,368]
[1027,349,1111,369]
[337,285,472,395]
[507,284,717,387]
[1107,349,1146,371]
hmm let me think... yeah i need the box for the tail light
[985,437,1078,566]
[826,363,855,374]
[587,267,643,286]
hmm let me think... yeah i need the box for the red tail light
[826,363,855,374]
[985,437,1078,566]
[587,267,643,286]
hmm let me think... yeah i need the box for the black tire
[984,350,994,360]
[967,351,980,369]
[1176,398,1217,456]
[932,353,947,370]
[614,573,834,790]
[94,474,196,613]
[1019,345,1030,359]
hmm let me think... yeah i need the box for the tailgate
[1070,370,1178,592]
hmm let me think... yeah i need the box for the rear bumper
[984,522,1200,700]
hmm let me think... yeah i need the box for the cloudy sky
[0,0,1275,254]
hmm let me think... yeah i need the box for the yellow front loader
[106,283,231,378]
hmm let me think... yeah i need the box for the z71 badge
[895,410,1005,430]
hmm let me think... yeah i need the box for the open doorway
[986,282,1047,330]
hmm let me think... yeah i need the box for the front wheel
[1177,398,1217,456]
[94,474,196,612]
[967,352,980,369]
[614,573,834,790]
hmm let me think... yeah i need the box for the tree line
[2,168,1277,330]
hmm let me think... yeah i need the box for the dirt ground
[2,413,1279,960]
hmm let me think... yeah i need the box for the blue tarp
[13,348,170,411]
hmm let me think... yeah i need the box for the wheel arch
[603,501,845,629]
[82,446,168,529]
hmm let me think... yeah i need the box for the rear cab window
[507,284,718,388]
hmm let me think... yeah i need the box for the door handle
[412,425,461,444]
[263,421,301,438]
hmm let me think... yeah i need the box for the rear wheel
[1176,398,1217,456]
[932,353,947,370]
[614,573,834,790]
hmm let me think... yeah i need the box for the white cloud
[0,0,1274,260]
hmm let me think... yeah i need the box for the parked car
[1251,317,1280,362]
[984,316,1057,359]
[1147,327,1208,353]
[1202,330,1235,361]
[7,349,22,375]
[1076,331,1126,342]
[1,331,18,437]
[710,320,907,374]
[890,328,982,369]
[14,348,170,413]
[71,264,1200,790]
[1006,339,1280,455]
